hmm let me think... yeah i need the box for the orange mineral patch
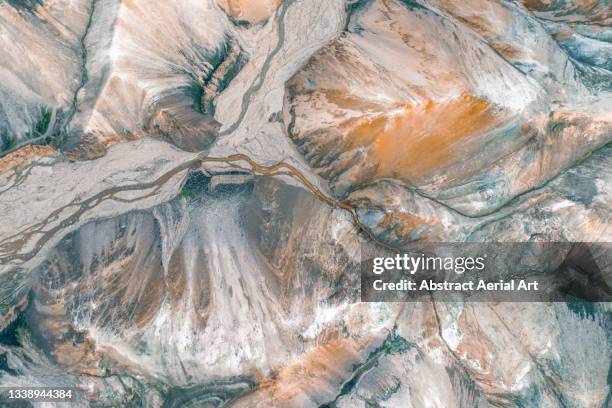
[344,94,503,183]
[0,145,55,174]
[253,336,378,405]
[379,212,432,238]
[518,0,554,10]
[217,0,282,24]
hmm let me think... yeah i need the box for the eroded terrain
[0,0,610,406]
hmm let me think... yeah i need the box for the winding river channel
[0,151,390,266]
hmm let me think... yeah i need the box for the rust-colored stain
[343,94,502,183]
[378,211,431,238]
[490,42,525,59]
[255,336,376,404]
[0,145,55,174]
[518,0,554,10]
[321,88,387,112]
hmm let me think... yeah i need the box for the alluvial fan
[0,0,610,407]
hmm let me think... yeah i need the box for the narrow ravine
[56,0,99,148]
[0,0,98,159]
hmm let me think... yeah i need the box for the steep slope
[0,0,91,152]
[284,0,612,243]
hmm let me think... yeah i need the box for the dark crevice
[319,330,410,407]
[54,0,98,151]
